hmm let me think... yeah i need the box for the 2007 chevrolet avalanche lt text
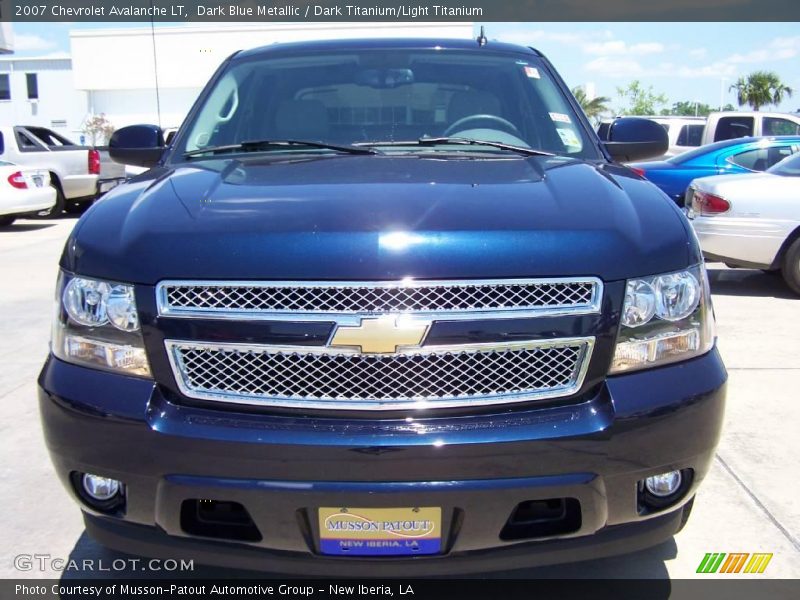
[38,38,726,575]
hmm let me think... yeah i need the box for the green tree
[662,101,713,117]
[571,86,611,121]
[615,80,669,116]
[730,71,793,111]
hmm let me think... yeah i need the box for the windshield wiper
[357,137,554,157]
[184,139,378,158]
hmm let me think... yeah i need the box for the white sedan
[687,152,800,294]
[0,161,56,226]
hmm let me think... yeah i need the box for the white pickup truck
[0,126,100,216]
[701,111,800,144]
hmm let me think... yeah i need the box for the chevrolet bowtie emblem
[330,317,430,354]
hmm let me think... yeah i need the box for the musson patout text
[35,4,483,18]
[16,583,415,596]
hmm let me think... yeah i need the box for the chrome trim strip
[155,277,604,324]
[164,336,595,411]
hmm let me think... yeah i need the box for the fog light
[645,471,682,497]
[82,474,121,501]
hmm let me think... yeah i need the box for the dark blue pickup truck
[38,38,726,575]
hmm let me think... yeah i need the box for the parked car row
[631,135,800,205]
[600,114,800,295]
[0,125,140,226]
[688,152,800,294]
[598,111,800,161]
[0,125,101,219]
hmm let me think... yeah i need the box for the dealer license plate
[318,507,441,556]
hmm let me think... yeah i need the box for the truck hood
[66,154,695,284]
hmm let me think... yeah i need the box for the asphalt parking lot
[1,217,798,580]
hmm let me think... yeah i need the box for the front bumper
[39,348,726,575]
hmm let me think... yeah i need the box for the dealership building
[0,22,474,143]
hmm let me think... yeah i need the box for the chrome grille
[157,278,602,321]
[166,338,594,410]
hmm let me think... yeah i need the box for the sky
[10,21,800,113]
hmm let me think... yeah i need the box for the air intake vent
[500,498,581,541]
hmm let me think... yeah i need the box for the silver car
[687,152,800,294]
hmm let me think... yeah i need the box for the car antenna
[477,26,488,47]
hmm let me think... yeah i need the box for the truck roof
[234,37,542,61]
[708,110,800,119]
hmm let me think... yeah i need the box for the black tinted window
[677,124,703,147]
[714,116,754,141]
[0,74,9,101]
[26,73,38,100]
[763,117,800,136]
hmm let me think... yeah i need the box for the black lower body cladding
[38,349,726,575]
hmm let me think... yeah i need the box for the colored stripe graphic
[697,552,773,574]
[744,553,773,574]
[720,553,749,573]
[697,553,727,573]
[697,553,714,573]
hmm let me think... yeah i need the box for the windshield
[174,48,598,160]
[767,152,800,176]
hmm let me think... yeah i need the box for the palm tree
[729,71,793,111]
[571,86,611,121]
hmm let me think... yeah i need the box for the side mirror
[602,117,668,162]
[109,125,165,168]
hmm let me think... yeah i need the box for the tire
[781,237,800,296]
[36,184,66,219]
[0,215,16,226]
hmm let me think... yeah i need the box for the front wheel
[0,215,16,226]
[781,237,800,295]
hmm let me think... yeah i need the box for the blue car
[631,136,800,205]
[38,38,726,574]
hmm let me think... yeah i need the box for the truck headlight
[52,272,151,377]
[611,265,715,373]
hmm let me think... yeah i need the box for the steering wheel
[443,114,521,137]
